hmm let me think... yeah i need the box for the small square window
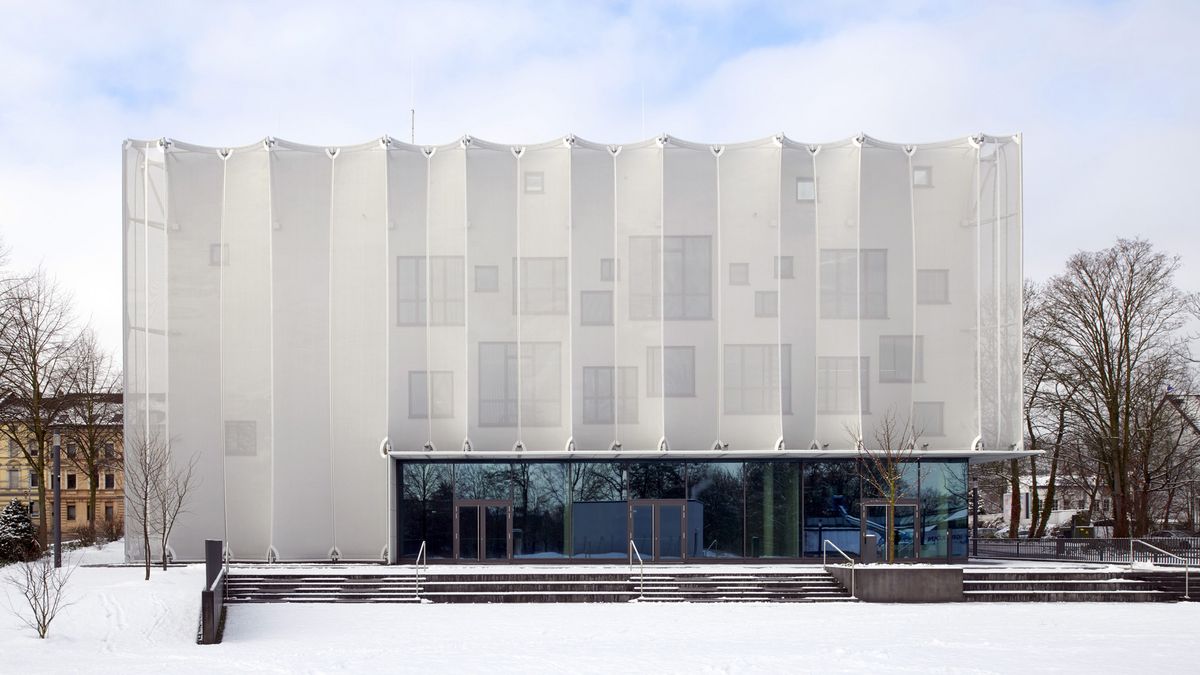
[755,291,778,318]
[913,166,933,188]
[796,177,815,201]
[600,258,615,282]
[524,171,545,194]
[580,291,614,326]
[773,256,794,280]
[916,269,949,305]
[729,263,749,286]
[475,265,499,293]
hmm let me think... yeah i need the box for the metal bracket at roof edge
[608,440,622,451]
[853,133,865,146]
[564,135,577,147]
[379,437,392,459]
[511,441,525,453]
[564,436,575,453]
[423,441,437,453]
[511,145,525,158]
[462,438,473,453]
[711,440,728,451]
[972,436,984,452]
[326,147,340,159]
[968,134,985,149]
[809,440,820,450]
[710,145,724,157]
[608,144,622,156]
[657,437,669,453]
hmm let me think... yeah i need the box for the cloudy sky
[1,0,1198,357]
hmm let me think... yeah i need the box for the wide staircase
[224,568,855,604]
[962,569,1179,602]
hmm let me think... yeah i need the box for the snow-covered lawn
[2,544,1197,674]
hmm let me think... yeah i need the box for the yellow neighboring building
[0,393,124,539]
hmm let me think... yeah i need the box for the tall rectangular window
[8,439,18,457]
[600,258,615,282]
[479,342,518,427]
[520,342,562,427]
[729,262,749,286]
[104,503,114,522]
[879,335,924,383]
[6,469,17,489]
[860,249,887,318]
[647,346,695,397]
[917,269,949,305]
[724,344,792,415]
[664,236,711,319]
[396,256,426,326]
[581,366,615,424]
[514,257,568,315]
[105,473,115,489]
[630,235,711,320]
[409,370,454,419]
[818,356,869,414]
[820,249,887,319]
[429,256,465,325]
[66,474,76,490]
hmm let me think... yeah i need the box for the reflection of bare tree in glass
[401,464,452,555]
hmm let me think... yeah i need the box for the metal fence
[972,537,1200,567]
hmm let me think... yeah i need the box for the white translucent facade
[123,134,1022,562]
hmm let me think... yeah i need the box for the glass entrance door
[628,500,687,561]
[862,500,919,561]
[455,500,512,561]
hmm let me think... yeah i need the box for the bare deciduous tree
[61,328,123,531]
[5,552,77,639]
[152,449,197,571]
[123,429,167,580]
[851,408,921,563]
[1041,239,1197,537]
[0,269,77,546]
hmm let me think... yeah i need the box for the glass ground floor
[395,458,969,563]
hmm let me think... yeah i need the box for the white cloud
[1,0,1197,357]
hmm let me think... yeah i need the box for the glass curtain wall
[396,459,968,562]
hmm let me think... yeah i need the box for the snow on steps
[962,570,1174,602]
[224,570,855,604]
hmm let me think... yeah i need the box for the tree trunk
[1008,459,1021,538]
[1035,448,1059,538]
[1029,456,1040,533]
[142,500,150,581]
[88,471,98,530]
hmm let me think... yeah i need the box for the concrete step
[963,589,1169,602]
[963,580,1150,592]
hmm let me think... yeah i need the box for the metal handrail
[414,540,428,600]
[823,539,855,599]
[1131,539,1190,600]
[629,539,644,599]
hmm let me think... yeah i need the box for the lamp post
[52,431,61,568]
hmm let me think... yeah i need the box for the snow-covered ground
[1,542,1197,674]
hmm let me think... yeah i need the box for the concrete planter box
[826,564,963,603]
